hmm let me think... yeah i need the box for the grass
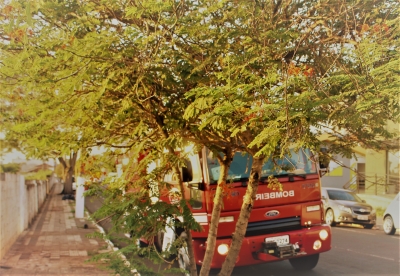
[375,206,385,217]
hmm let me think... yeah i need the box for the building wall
[364,149,387,194]
[321,155,351,189]
[0,173,56,260]
[386,121,400,194]
[363,121,399,194]
[319,121,399,194]
[0,174,22,261]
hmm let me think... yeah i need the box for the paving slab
[0,183,112,276]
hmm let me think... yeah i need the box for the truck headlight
[217,244,229,255]
[319,229,329,240]
[313,240,322,250]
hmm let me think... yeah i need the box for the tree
[0,1,398,276]
[183,1,399,275]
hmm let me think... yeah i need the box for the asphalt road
[85,196,400,276]
[226,225,400,276]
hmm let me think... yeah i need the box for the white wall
[321,155,351,189]
[0,173,56,260]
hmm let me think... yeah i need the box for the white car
[383,192,399,235]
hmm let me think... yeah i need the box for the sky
[0,149,27,164]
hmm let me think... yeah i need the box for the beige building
[364,121,400,194]
[320,121,399,195]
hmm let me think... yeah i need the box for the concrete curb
[85,210,141,276]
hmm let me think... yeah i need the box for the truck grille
[245,217,302,237]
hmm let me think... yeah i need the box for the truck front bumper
[193,224,331,268]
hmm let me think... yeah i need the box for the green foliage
[23,169,53,180]
[78,153,115,181]
[375,207,385,218]
[0,0,399,275]
[0,163,21,173]
[54,163,64,178]
[85,167,201,275]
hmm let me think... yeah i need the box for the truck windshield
[206,148,317,184]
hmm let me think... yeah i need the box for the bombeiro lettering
[255,190,295,200]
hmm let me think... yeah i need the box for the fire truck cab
[149,146,331,272]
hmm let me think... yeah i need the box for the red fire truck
[142,146,331,272]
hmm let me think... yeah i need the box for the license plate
[265,235,290,246]
[357,215,369,220]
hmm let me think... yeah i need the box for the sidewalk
[357,193,397,228]
[0,183,112,276]
[357,193,397,210]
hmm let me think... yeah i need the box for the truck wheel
[325,209,336,226]
[383,215,396,235]
[289,253,319,271]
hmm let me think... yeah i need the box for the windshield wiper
[272,173,307,182]
[287,173,306,182]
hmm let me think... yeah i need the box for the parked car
[383,192,399,235]
[321,187,376,229]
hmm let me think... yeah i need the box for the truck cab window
[206,148,317,184]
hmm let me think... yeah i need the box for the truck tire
[289,253,319,271]
[383,215,396,235]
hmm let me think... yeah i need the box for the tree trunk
[199,150,232,276]
[185,228,198,276]
[59,151,78,194]
[168,147,198,276]
[64,166,74,194]
[218,156,264,276]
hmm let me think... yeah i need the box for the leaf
[25,2,32,26]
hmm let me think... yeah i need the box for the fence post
[19,175,26,233]
[75,177,85,219]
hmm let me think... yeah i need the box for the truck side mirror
[182,166,193,182]
[181,158,204,190]
[187,182,205,190]
[318,148,330,177]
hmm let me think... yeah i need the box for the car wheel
[363,224,374,229]
[325,209,336,226]
[289,253,319,271]
[383,215,396,235]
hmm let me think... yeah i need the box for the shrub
[0,163,21,173]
